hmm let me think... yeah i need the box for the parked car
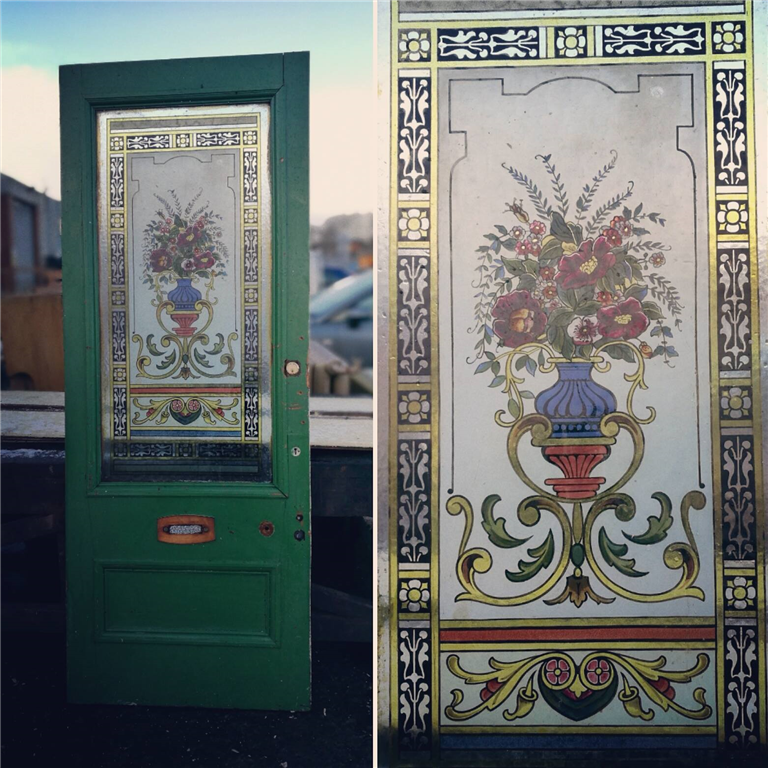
[310,269,373,369]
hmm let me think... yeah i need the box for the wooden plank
[0,391,373,449]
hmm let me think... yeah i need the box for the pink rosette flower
[567,315,600,345]
[650,252,666,267]
[554,236,615,290]
[596,297,649,340]
[511,226,525,239]
[530,220,546,235]
[181,257,197,272]
[584,658,611,686]
[543,658,571,687]
[491,290,547,348]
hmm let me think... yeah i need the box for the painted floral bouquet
[141,189,228,292]
[470,151,682,388]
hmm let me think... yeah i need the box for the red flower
[178,226,202,246]
[540,266,555,281]
[611,215,633,238]
[555,237,615,290]
[601,227,622,247]
[491,290,547,348]
[150,249,173,272]
[195,251,216,270]
[596,297,649,340]
[596,290,615,306]
[530,220,546,235]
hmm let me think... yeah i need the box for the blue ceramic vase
[168,277,202,311]
[534,361,616,439]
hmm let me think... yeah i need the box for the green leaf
[625,492,673,546]
[502,257,526,275]
[508,398,521,419]
[624,283,647,301]
[574,300,602,316]
[156,351,177,370]
[145,335,161,356]
[560,335,575,360]
[205,333,225,355]
[548,307,575,327]
[598,528,647,577]
[642,301,665,320]
[193,348,213,368]
[481,495,529,549]
[515,355,530,371]
[601,343,635,363]
[549,212,574,242]
[522,259,539,275]
[505,530,555,582]
[519,390,535,399]
[475,361,492,374]
[538,236,564,264]
[489,375,505,388]
[567,222,583,246]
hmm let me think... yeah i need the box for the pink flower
[515,239,533,256]
[567,315,600,345]
[555,237,615,290]
[650,252,666,267]
[181,258,196,272]
[597,297,649,340]
[491,290,547,348]
[530,220,546,235]
[511,226,525,239]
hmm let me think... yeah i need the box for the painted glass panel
[97,105,272,481]
[383,1,765,761]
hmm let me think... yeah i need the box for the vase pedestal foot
[542,444,609,500]
[170,312,199,337]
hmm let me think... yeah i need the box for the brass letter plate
[157,515,215,544]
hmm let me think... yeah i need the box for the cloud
[1,66,61,199]
[310,85,375,224]
[0,67,375,224]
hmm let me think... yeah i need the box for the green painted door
[61,53,310,710]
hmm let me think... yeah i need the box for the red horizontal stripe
[130,387,241,394]
[440,626,716,643]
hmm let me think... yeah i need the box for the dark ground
[1,632,372,768]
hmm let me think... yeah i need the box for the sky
[0,0,374,224]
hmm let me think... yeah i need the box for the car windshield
[310,270,373,320]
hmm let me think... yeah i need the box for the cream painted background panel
[437,64,713,619]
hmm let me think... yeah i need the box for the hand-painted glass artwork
[382,1,764,763]
[97,105,272,481]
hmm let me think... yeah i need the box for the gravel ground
[1,632,372,768]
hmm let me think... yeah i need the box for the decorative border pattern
[103,110,268,479]
[388,3,764,762]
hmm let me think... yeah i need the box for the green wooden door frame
[61,53,310,709]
